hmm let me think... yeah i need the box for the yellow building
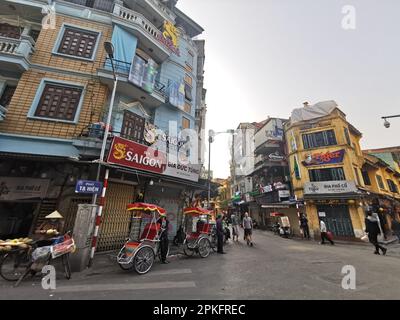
[285,101,400,240]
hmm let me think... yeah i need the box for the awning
[0,134,80,158]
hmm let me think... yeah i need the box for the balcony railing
[104,57,167,97]
[114,3,163,43]
[0,105,7,121]
[0,36,35,71]
[63,0,114,12]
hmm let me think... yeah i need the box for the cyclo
[182,207,214,258]
[117,202,168,275]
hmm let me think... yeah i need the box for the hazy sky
[177,0,400,179]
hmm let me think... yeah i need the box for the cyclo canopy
[127,202,167,216]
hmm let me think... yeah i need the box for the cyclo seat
[140,223,160,241]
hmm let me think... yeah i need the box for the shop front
[303,181,365,240]
[0,157,94,241]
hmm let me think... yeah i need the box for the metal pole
[88,168,109,267]
[91,70,118,206]
[207,136,212,207]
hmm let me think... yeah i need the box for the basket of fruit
[0,238,34,255]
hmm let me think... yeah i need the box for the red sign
[107,136,167,174]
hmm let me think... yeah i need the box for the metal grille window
[57,26,99,59]
[34,83,83,121]
[121,111,145,143]
[302,129,337,149]
[387,179,399,193]
[361,170,371,186]
[376,175,385,189]
[0,23,21,39]
[309,167,346,182]
[0,85,16,108]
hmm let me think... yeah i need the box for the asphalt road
[1,230,400,300]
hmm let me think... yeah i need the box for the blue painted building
[0,0,207,256]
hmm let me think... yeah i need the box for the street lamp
[382,115,400,128]
[207,129,236,207]
[88,42,118,267]
[93,41,118,186]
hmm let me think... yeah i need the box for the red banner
[107,136,167,174]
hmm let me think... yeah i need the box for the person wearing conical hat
[34,210,64,242]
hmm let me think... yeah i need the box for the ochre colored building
[285,101,400,240]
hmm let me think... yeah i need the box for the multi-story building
[0,0,206,255]
[285,101,400,240]
[245,117,299,232]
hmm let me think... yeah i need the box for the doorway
[317,204,354,237]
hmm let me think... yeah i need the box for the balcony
[0,36,34,74]
[112,3,171,63]
[98,58,167,108]
[63,0,115,12]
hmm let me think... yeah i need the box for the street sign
[75,180,103,195]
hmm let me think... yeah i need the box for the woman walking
[365,210,387,255]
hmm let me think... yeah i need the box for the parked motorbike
[279,226,291,238]
[272,223,281,235]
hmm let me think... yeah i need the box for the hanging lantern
[348,199,355,205]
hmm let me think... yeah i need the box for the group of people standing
[215,212,254,254]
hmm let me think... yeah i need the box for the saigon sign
[107,136,200,182]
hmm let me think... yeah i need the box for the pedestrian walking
[231,213,240,242]
[319,218,334,245]
[157,214,170,263]
[216,214,225,254]
[242,212,254,246]
[300,214,310,239]
[365,210,387,255]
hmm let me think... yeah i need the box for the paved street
[1,230,400,300]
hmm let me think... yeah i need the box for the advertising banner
[0,177,49,200]
[304,181,357,194]
[303,149,345,166]
[107,136,200,182]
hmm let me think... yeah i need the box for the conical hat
[45,211,63,219]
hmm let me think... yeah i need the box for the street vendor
[34,210,64,243]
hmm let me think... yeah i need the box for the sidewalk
[78,244,185,278]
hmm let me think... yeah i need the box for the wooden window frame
[53,24,101,61]
[182,117,190,130]
[0,85,17,108]
[28,79,86,124]
[0,23,21,39]
[121,110,145,144]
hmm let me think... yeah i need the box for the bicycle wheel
[62,254,71,280]
[198,238,211,258]
[134,246,155,275]
[183,240,195,257]
[0,251,30,282]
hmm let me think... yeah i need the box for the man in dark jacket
[300,214,310,239]
[158,214,170,263]
[216,214,225,254]
[365,210,387,255]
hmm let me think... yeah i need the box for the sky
[177,0,400,179]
